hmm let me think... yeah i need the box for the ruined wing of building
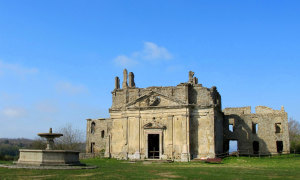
[85,70,290,161]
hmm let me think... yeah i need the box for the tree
[54,123,85,152]
[288,117,300,153]
[30,137,47,150]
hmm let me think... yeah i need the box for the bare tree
[288,117,300,152]
[54,123,85,152]
[30,137,47,150]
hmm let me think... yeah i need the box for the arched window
[91,122,95,134]
[101,130,105,138]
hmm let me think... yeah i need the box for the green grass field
[0,155,300,179]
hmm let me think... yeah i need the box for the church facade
[85,70,290,161]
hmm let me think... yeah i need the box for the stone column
[129,72,135,87]
[188,71,194,83]
[122,69,128,89]
[115,76,120,90]
[193,77,198,84]
[46,138,55,150]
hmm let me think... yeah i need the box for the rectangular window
[252,123,258,134]
[101,130,105,138]
[275,123,282,133]
[228,118,235,132]
[91,122,95,134]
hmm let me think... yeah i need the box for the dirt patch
[143,161,152,164]
[28,174,54,179]
[157,172,182,178]
[73,173,98,177]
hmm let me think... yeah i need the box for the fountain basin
[17,149,81,166]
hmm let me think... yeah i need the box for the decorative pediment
[126,91,185,108]
[143,122,166,129]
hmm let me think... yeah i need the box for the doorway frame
[144,129,163,159]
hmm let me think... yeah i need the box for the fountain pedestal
[16,128,81,166]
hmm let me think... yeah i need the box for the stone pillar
[115,76,120,90]
[188,71,194,83]
[104,135,111,158]
[129,72,135,87]
[181,144,189,162]
[46,138,54,150]
[193,77,198,84]
[122,69,128,89]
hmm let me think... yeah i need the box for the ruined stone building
[86,70,290,161]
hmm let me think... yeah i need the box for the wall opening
[90,142,95,153]
[253,141,259,154]
[276,141,283,153]
[252,123,258,134]
[91,122,95,134]
[228,118,235,132]
[148,134,159,159]
[229,124,233,132]
[229,140,238,154]
[275,123,282,133]
[101,130,105,138]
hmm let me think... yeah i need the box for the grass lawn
[0,155,300,179]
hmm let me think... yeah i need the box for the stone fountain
[16,128,81,166]
[38,128,63,150]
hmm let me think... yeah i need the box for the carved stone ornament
[143,122,166,129]
[147,96,161,106]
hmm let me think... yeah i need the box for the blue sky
[0,0,299,138]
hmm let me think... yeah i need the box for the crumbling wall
[214,109,224,155]
[110,70,221,111]
[86,118,111,153]
[223,106,290,155]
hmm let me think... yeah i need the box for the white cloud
[0,60,39,77]
[113,42,173,67]
[114,55,138,67]
[1,107,27,118]
[141,42,172,60]
[55,81,88,95]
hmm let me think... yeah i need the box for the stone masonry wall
[86,118,112,153]
[223,106,290,155]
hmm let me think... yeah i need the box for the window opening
[275,123,282,133]
[252,123,258,134]
[253,141,259,154]
[228,118,235,132]
[101,130,105,138]
[91,122,96,134]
